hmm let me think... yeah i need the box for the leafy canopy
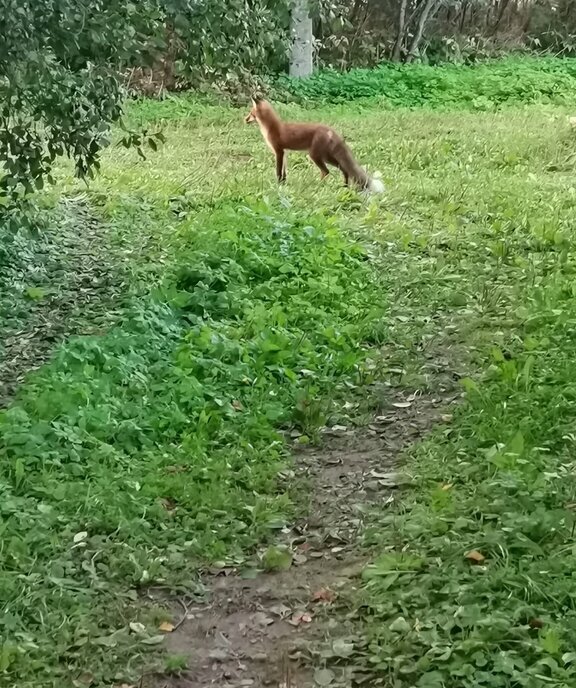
[0,0,168,204]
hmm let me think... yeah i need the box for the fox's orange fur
[245,96,384,193]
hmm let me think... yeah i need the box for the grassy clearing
[4,61,576,686]
[0,118,386,684]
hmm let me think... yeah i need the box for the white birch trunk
[289,0,313,78]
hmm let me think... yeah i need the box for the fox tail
[334,141,384,194]
[367,172,385,194]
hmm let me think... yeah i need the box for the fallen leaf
[314,668,335,686]
[389,616,411,633]
[441,483,453,491]
[465,550,485,564]
[392,401,412,408]
[269,603,292,618]
[253,611,275,627]
[158,621,174,632]
[325,457,342,466]
[129,622,146,635]
[166,465,186,474]
[288,611,313,626]
[311,588,337,604]
[73,531,88,543]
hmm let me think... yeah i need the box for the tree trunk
[161,21,177,93]
[289,0,313,78]
[392,0,409,62]
[459,0,469,32]
[491,0,511,35]
[405,0,442,63]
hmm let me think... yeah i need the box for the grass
[4,58,576,686]
[0,106,387,686]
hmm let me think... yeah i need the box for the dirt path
[147,349,461,687]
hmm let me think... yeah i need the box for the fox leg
[275,149,286,183]
[326,154,348,186]
[309,152,330,180]
[336,163,349,186]
[334,161,349,186]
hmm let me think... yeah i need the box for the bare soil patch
[148,352,462,688]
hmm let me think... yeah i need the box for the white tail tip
[368,177,385,194]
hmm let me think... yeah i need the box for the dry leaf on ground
[465,550,485,563]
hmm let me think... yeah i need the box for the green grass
[4,58,576,687]
[0,146,386,685]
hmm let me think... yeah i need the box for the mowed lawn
[4,99,576,687]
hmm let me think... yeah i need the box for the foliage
[171,0,289,85]
[0,192,144,409]
[310,0,576,68]
[0,194,384,686]
[276,56,576,108]
[0,0,166,205]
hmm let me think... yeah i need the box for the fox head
[245,95,270,124]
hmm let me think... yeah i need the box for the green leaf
[25,286,45,301]
[389,617,411,633]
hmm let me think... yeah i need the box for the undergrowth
[124,57,576,132]
[277,57,576,109]
[0,199,384,687]
[360,307,576,686]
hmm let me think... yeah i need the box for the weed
[164,654,188,675]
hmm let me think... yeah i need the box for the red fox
[245,96,384,193]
